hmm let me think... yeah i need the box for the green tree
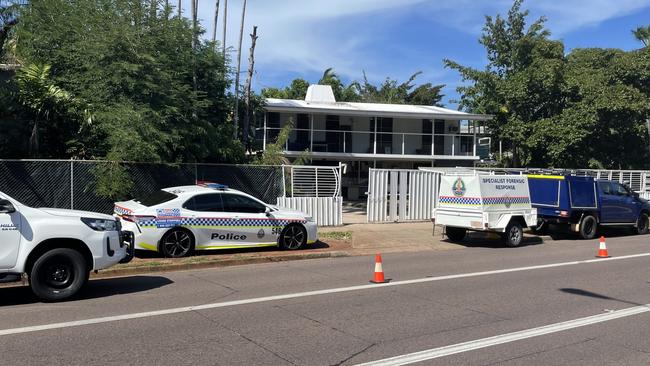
[445,0,565,166]
[14,63,90,157]
[358,71,444,105]
[633,25,650,47]
[13,0,243,163]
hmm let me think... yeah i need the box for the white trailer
[432,174,537,247]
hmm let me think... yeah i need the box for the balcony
[259,128,479,158]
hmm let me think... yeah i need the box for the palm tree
[15,64,78,156]
[632,25,650,47]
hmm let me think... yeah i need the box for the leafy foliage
[8,0,243,163]
[262,68,444,106]
[446,0,650,169]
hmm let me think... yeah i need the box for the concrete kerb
[94,250,351,278]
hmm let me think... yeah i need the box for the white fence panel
[367,168,440,223]
[276,197,343,227]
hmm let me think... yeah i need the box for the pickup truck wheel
[579,215,597,240]
[445,227,466,242]
[636,213,649,235]
[30,248,89,302]
[503,222,524,247]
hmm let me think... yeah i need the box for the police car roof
[162,185,236,195]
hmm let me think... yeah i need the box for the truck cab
[0,191,134,301]
[528,175,650,239]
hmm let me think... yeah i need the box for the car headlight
[305,216,315,222]
[81,217,119,231]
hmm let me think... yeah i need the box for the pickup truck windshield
[135,190,178,206]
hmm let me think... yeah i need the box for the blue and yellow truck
[528,174,650,239]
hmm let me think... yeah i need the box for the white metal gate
[366,168,440,223]
[276,165,343,226]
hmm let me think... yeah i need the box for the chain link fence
[0,160,284,213]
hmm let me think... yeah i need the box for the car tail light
[560,211,569,217]
[121,214,136,222]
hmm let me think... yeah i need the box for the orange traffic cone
[596,236,610,258]
[370,254,387,283]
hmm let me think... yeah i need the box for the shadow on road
[135,240,331,259]
[559,288,643,307]
[0,275,173,306]
[542,225,636,241]
[445,232,544,249]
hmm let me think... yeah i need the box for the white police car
[114,184,318,258]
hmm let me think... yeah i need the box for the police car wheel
[160,229,195,258]
[30,248,89,302]
[279,224,307,250]
[504,222,523,247]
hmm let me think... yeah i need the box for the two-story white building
[259,85,492,200]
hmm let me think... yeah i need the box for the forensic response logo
[452,178,466,197]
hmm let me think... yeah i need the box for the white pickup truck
[432,174,537,247]
[0,191,134,301]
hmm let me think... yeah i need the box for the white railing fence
[276,196,343,226]
[367,169,440,223]
[276,164,343,226]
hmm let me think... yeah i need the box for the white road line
[354,304,650,366]
[1,252,650,337]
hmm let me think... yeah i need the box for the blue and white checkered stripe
[114,205,131,215]
[438,196,481,205]
[138,217,305,228]
[483,197,530,205]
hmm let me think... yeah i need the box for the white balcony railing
[260,128,481,157]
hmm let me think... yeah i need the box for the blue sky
[193,0,650,107]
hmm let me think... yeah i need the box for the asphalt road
[1,231,650,365]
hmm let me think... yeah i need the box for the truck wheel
[579,215,597,240]
[30,248,89,302]
[503,222,524,247]
[445,227,466,242]
[636,213,649,235]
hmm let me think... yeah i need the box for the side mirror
[265,206,271,215]
[0,199,15,214]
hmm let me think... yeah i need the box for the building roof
[265,85,492,121]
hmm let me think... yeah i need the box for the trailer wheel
[445,227,466,242]
[635,213,649,235]
[503,222,524,247]
[579,215,597,240]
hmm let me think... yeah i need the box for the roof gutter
[264,106,493,121]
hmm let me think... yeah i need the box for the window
[221,194,267,213]
[183,194,224,212]
[613,183,630,196]
[135,190,178,207]
[598,181,613,195]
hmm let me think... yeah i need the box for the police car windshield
[135,190,178,207]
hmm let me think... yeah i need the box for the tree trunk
[190,0,198,93]
[29,119,40,157]
[212,0,220,48]
[243,25,258,152]
[232,0,247,139]
[222,0,228,60]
